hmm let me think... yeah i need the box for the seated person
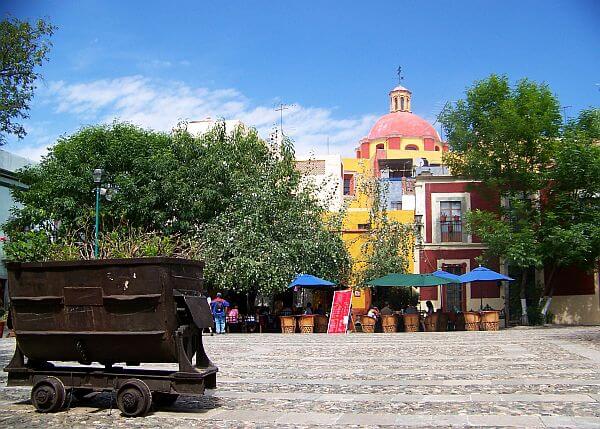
[314,304,325,315]
[367,306,379,319]
[404,305,418,314]
[280,306,293,316]
[227,305,239,323]
[304,302,313,315]
[380,302,393,316]
[426,300,435,316]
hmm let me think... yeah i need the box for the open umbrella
[367,273,453,287]
[458,266,514,310]
[288,274,335,289]
[459,266,514,283]
[430,270,462,283]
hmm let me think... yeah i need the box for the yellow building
[336,86,448,312]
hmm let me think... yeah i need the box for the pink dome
[367,111,440,141]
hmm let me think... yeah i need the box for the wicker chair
[280,316,296,334]
[381,314,398,333]
[314,315,328,333]
[464,311,481,331]
[403,313,419,332]
[359,315,376,333]
[298,315,316,333]
[480,311,500,331]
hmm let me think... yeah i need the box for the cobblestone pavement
[1,326,600,428]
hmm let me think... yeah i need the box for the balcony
[439,219,465,242]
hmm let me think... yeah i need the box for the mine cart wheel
[31,376,67,413]
[152,392,179,407]
[116,379,152,417]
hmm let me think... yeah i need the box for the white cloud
[41,75,376,158]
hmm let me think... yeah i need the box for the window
[434,146,440,151]
[405,144,418,150]
[394,97,398,111]
[390,201,402,210]
[357,223,371,231]
[400,97,405,111]
[343,174,354,196]
[440,201,463,242]
[376,143,384,150]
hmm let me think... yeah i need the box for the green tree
[538,109,600,314]
[4,121,350,297]
[441,74,562,323]
[0,16,55,144]
[356,178,415,307]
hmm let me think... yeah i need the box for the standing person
[426,300,435,316]
[211,293,230,334]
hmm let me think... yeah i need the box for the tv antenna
[561,105,572,125]
[275,102,295,136]
[396,66,405,85]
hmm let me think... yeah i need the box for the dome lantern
[389,85,412,113]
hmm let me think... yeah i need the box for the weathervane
[397,66,404,84]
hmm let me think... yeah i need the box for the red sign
[327,289,352,334]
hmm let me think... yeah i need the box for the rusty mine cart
[4,257,217,417]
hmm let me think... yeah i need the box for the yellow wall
[339,136,440,308]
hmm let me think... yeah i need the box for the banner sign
[327,289,352,334]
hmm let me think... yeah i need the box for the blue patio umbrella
[459,266,514,283]
[459,266,514,310]
[288,274,336,289]
[430,270,462,283]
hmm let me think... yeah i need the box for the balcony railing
[439,219,465,242]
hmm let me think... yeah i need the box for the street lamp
[93,168,103,258]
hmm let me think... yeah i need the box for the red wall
[388,137,401,150]
[360,142,370,159]
[424,138,435,151]
[545,264,596,296]
[425,182,499,243]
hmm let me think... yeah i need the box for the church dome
[367,111,441,141]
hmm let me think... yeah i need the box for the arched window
[376,143,384,150]
[405,144,418,150]
[394,97,398,111]
[400,97,405,111]
[435,146,440,151]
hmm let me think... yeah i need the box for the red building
[413,173,506,314]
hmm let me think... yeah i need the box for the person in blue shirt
[210,293,230,334]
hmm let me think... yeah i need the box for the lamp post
[93,168,103,258]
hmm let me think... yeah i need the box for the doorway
[442,264,465,312]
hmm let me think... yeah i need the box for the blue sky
[2,0,599,160]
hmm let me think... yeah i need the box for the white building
[295,155,344,212]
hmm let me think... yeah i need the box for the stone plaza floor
[0,326,599,428]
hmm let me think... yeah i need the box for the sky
[2,1,599,161]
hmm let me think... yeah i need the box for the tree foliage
[357,178,414,287]
[441,74,561,192]
[0,16,55,144]
[4,122,350,295]
[443,73,600,317]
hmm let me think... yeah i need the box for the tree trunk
[541,266,557,317]
[520,270,529,325]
